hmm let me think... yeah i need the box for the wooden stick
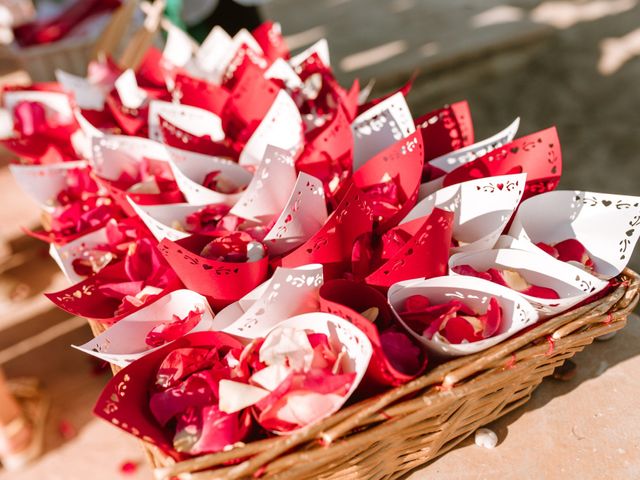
[91,0,138,60]
[119,0,165,70]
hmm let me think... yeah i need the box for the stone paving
[265,0,554,88]
[1,0,640,478]
[403,1,640,273]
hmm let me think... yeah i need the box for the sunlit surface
[598,27,640,75]
[471,5,526,28]
[389,0,416,14]
[420,42,439,57]
[340,39,408,72]
[531,0,637,29]
[284,25,327,51]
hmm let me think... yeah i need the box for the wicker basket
[7,0,145,82]
[12,35,98,82]
[90,269,639,480]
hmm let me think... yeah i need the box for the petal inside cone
[218,380,270,414]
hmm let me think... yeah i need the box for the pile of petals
[145,309,204,348]
[202,170,246,194]
[536,239,595,273]
[220,326,355,433]
[451,265,560,299]
[45,195,118,243]
[98,237,179,317]
[71,218,142,277]
[3,15,640,461]
[148,339,251,455]
[397,295,502,344]
[1,95,80,164]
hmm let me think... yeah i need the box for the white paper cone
[448,248,609,318]
[73,289,215,367]
[388,275,539,357]
[114,69,147,110]
[403,174,527,254]
[429,118,520,174]
[3,91,73,121]
[148,100,224,143]
[196,26,232,73]
[289,39,331,69]
[260,311,372,433]
[263,172,328,256]
[202,28,264,83]
[163,24,197,68]
[166,146,252,205]
[508,190,640,279]
[351,92,415,171]
[231,145,298,223]
[418,118,520,199]
[90,135,170,180]
[49,227,109,284]
[239,90,304,167]
[127,199,206,242]
[55,70,107,110]
[215,264,324,338]
[8,160,89,212]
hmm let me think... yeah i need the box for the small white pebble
[247,241,266,262]
[595,331,617,342]
[474,428,498,449]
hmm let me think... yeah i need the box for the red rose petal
[145,309,203,348]
[58,419,77,440]
[119,460,138,475]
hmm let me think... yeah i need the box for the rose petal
[441,316,484,344]
[453,265,560,299]
[259,327,314,371]
[379,330,424,375]
[145,309,203,348]
[174,405,249,455]
[119,460,138,475]
[250,364,292,391]
[553,238,595,271]
[200,231,257,262]
[267,391,344,429]
[150,372,216,426]
[218,379,270,414]
[185,204,231,234]
[155,347,218,389]
[482,297,502,338]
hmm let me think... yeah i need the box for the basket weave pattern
[90,269,639,480]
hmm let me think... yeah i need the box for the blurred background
[0,0,639,478]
